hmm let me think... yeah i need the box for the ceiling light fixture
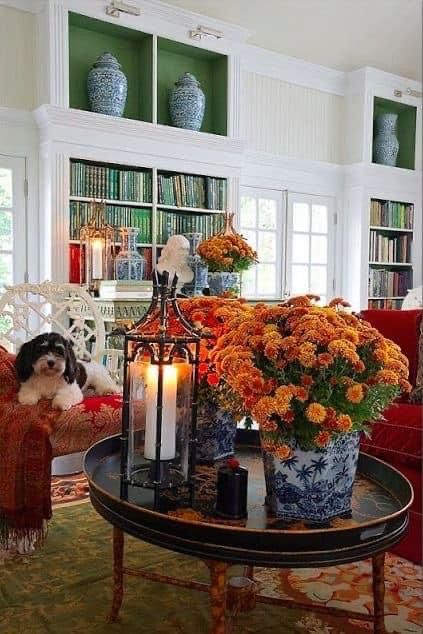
[394,88,422,98]
[190,25,223,41]
[106,1,140,18]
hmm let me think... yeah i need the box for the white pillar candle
[91,238,103,280]
[144,364,177,461]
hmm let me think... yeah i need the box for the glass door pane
[286,193,335,304]
[0,156,26,289]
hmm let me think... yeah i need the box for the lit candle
[144,364,177,461]
[91,238,103,279]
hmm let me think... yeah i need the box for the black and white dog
[15,332,120,411]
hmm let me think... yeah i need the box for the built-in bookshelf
[68,13,228,136]
[368,198,414,310]
[68,159,227,284]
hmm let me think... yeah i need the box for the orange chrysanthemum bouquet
[211,295,411,521]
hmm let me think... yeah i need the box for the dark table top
[84,434,413,567]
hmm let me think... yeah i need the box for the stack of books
[99,280,154,300]
[70,161,152,202]
[369,231,412,263]
[158,173,227,210]
[370,200,414,229]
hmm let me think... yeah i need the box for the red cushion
[360,309,423,387]
[360,403,422,469]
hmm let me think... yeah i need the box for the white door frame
[0,154,27,285]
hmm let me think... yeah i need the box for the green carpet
[0,503,422,633]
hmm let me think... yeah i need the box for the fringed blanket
[0,346,122,549]
[0,348,54,548]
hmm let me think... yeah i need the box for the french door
[0,155,27,289]
[285,193,336,305]
[239,187,336,301]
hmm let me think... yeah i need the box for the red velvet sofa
[360,309,422,564]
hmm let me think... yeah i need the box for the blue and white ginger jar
[87,52,127,117]
[169,72,205,131]
[181,232,208,296]
[373,113,400,167]
[207,272,240,297]
[196,401,237,463]
[262,432,360,523]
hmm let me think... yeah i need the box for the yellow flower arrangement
[212,295,411,453]
[197,232,258,273]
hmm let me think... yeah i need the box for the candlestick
[91,238,104,279]
[144,364,177,461]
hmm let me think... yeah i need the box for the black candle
[216,458,248,519]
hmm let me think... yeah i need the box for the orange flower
[305,403,327,424]
[273,444,293,460]
[301,375,313,387]
[206,373,219,386]
[336,414,353,432]
[317,352,334,367]
[282,410,295,424]
[314,431,331,448]
[346,384,364,404]
[374,370,400,385]
[291,386,309,402]
[261,419,279,432]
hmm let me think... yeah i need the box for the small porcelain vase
[181,232,208,296]
[169,72,205,131]
[196,401,237,462]
[87,52,127,117]
[115,227,146,281]
[373,113,400,167]
[207,272,240,297]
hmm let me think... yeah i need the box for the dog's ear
[15,340,35,382]
[63,339,77,384]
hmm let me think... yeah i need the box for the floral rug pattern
[0,503,421,633]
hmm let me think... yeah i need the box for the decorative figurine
[157,235,194,284]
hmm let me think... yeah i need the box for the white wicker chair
[0,281,123,474]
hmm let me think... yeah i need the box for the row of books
[369,231,412,263]
[156,210,225,244]
[368,269,412,298]
[368,299,404,310]
[70,161,152,202]
[69,202,152,243]
[370,200,414,229]
[158,174,227,210]
[68,244,153,285]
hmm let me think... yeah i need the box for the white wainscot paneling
[241,72,345,164]
[0,6,36,110]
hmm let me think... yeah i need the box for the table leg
[244,565,254,581]
[108,527,124,623]
[204,560,229,634]
[372,552,386,634]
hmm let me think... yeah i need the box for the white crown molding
[241,45,346,96]
[364,66,422,93]
[33,104,246,173]
[0,106,35,126]
[344,162,422,197]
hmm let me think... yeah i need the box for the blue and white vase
[373,113,400,166]
[115,227,146,281]
[207,272,240,297]
[262,432,360,523]
[87,52,127,117]
[196,402,237,463]
[169,73,205,131]
[181,232,208,296]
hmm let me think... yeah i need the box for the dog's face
[15,333,77,383]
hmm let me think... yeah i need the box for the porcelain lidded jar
[87,52,127,117]
[115,227,146,280]
[169,72,205,131]
[373,113,400,166]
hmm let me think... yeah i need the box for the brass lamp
[79,201,114,295]
[120,269,202,510]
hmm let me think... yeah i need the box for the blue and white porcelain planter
[181,232,208,296]
[169,73,205,131]
[87,52,127,117]
[373,113,400,166]
[196,402,237,463]
[207,272,240,297]
[262,432,360,523]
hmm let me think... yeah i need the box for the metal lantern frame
[120,269,202,510]
[79,200,115,295]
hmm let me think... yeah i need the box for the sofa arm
[0,346,18,397]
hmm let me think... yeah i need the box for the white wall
[241,72,345,164]
[0,6,36,110]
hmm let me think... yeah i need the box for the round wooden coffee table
[84,434,413,634]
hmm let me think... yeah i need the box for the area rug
[51,473,89,507]
[0,504,421,633]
